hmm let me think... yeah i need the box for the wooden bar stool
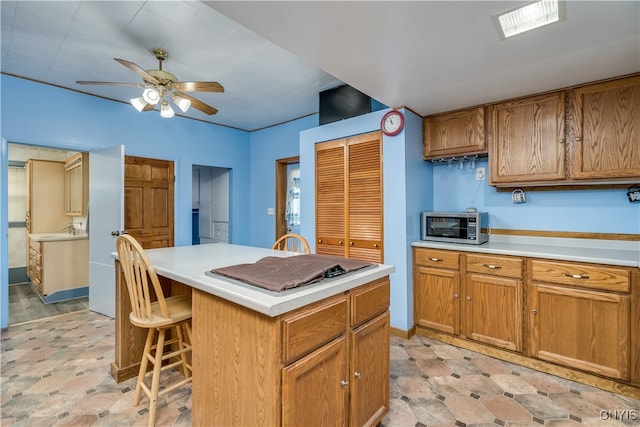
[272,233,311,254]
[116,234,193,427]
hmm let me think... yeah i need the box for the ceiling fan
[76,48,223,117]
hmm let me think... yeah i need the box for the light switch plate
[475,167,486,181]
[267,208,275,215]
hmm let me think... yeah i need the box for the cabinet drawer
[414,248,459,270]
[282,294,347,365]
[350,277,390,328]
[531,260,630,293]
[466,254,523,278]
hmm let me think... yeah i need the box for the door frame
[275,156,299,239]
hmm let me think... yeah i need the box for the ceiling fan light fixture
[142,87,160,105]
[130,96,148,112]
[160,101,175,118]
[172,94,191,113]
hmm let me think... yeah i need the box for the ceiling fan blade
[114,58,159,85]
[176,92,218,115]
[172,81,224,93]
[76,81,144,88]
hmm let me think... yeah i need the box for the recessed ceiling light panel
[494,0,564,39]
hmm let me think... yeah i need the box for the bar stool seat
[116,234,193,427]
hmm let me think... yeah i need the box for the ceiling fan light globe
[142,87,160,105]
[130,96,148,112]
[160,101,175,118]
[172,95,191,113]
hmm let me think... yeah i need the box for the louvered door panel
[347,134,383,262]
[316,140,346,257]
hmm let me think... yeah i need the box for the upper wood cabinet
[64,153,89,216]
[571,75,640,180]
[26,159,68,233]
[316,132,383,263]
[489,92,566,185]
[487,74,640,187]
[423,107,486,159]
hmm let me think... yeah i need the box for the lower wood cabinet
[527,259,631,380]
[413,249,460,334]
[413,246,639,388]
[464,254,523,352]
[193,276,391,426]
[27,237,89,297]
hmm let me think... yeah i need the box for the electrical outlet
[267,207,275,215]
[475,167,486,181]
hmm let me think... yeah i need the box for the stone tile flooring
[8,282,89,325]
[1,310,639,426]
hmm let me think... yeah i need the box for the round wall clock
[380,110,404,136]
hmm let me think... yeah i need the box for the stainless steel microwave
[421,211,489,244]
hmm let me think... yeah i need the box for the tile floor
[1,310,639,426]
[8,282,89,325]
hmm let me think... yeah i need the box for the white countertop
[30,232,89,242]
[113,243,395,317]
[412,235,640,267]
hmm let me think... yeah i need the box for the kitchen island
[112,243,395,426]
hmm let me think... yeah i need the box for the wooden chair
[116,234,193,427]
[272,233,311,254]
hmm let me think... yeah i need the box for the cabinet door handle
[575,137,582,141]
[318,239,322,243]
[429,257,442,262]
[466,296,471,301]
[532,309,537,315]
[565,273,589,279]
[559,138,565,144]
[483,264,502,269]
[354,372,361,379]
[338,240,343,245]
[453,293,459,299]
[341,380,349,387]
[350,241,354,246]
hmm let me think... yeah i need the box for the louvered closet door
[347,133,383,263]
[316,139,347,257]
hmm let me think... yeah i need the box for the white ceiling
[2,1,639,132]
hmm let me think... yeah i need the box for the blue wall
[0,75,251,328]
[433,158,640,234]
[248,115,318,248]
[2,74,639,331]
[299,108,429,331]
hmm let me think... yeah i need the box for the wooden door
[350,312,389,427]
[316,139,347,256]
[414,266,460,334]
[489,92,566,184]
[282,336,348,427]
[124,156,174,249]
[315,132,383,262]
[528,283,629,380]
[464,273,522,352]
[571,75,640,179]
[423,107,486,158]
[347,133,383,263]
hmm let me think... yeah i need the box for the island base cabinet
[350,312,390,427]
[192,277,390,427]
[528,283,630,381]
[282,337,348,427]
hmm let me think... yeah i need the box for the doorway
[275,156,300,239]
[192,165,230,244]
[6,143,90,325]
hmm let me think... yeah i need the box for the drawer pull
[354,371,361,379]
[483,264,502,269]
[429,257,442,262]
[565,273,590,280]
[341,380,349,387]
